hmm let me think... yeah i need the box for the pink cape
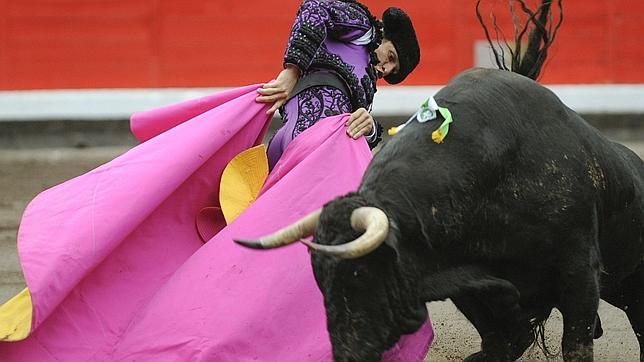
[0,85,433,361]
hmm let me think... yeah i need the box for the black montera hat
[382,7,420,84]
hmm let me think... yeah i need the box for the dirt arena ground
[1,142,642,361]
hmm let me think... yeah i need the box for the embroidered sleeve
[284,0,371,72]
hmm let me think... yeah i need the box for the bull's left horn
[234,209,321,249]
[300,207,389,259]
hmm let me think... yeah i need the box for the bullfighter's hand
[256,64,301,115]
[346,108,374,139]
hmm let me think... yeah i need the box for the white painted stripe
[1,85,643,121]
[546,85,644,114]
[371,85,644,116]
[0,88,229,121]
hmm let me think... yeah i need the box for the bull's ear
[383,219,402,259]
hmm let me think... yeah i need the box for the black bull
[237,68,644,361]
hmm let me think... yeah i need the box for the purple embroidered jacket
[267,0,384,169]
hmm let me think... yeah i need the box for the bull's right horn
[300,207,389,259]
[234,208,321,249]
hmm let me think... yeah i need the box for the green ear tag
[431,106,453,144]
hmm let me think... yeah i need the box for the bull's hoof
[593,314,603,339]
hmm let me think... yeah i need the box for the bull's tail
[532,317,561,358]
[476,0,564,80]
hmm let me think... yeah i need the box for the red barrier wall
[0,0,642,90]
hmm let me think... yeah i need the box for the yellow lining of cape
[220,144,269,224]
[0,287,32,341]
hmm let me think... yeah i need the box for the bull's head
[235,194,428,361]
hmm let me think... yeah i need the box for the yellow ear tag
[0,287,33,341]
[388,125,403,136]
[220,144,269,224]
[431,106,453,144]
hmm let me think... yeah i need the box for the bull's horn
[234,209,321,249]
[300,207,389,259]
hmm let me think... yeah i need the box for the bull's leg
[420,265,527,361]
[603,264,644,361]
[419,265,530,360]
[452,295,502,362]
[454,295,534,362]
[557,253,601,362]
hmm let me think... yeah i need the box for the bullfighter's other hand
[346,108,374,139]
[256,64,301,115]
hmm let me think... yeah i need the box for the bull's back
[367,68,643,265]
[437,70,644,284]
[459,70,644,275]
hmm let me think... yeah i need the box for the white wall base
[1,85,643,121]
